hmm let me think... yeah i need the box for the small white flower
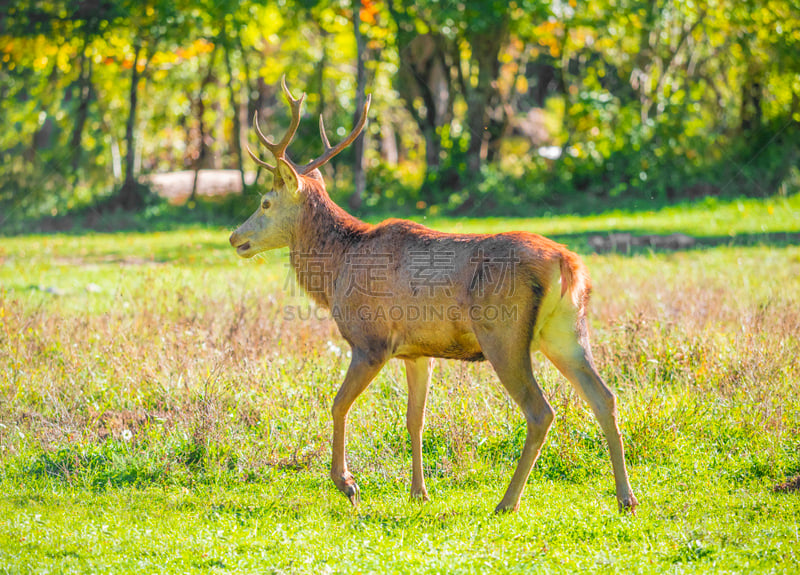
[121,429,133,442]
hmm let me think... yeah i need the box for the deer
[229,78,638,514]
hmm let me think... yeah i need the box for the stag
[229,78,637,513]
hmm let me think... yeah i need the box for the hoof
[345,482,360,506]
[618,493,639,515]
[493,502,520,514]
[333,472,360,506]
[410,488,429,502]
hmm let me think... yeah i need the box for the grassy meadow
[1,194,800,573]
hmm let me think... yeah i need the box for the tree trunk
[70,35,94,172]
[119,41,144,209]
[188,42,219,204]
[631,0,659,123]
[314,26,329,121]
[465,31,504,176]
[740,68,763,133]
[399,35,451,171]
[380,119,398,164]
[29,65,59,162]
[224,38,245,192]
[237,34,255,188]
[349,0,367,211]
[423,124,440,169]
[385,1,451,172]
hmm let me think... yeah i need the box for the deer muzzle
[229,231,252,256]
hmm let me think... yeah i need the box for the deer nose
[229,231,240,247]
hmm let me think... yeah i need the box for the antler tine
[281,74,304,107]
[255,110,278,169]
[253,110,270,147]
[299,94,372,175]
[246,142,276,172]
[248,76,306,175]
[272,75,305,156]
[318,115,332,149]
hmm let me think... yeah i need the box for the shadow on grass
[549,230,800,255]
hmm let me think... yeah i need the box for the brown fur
[287,177,579,366]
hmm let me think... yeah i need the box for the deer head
[229,77,371,258]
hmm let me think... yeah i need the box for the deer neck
[288,186,369,308]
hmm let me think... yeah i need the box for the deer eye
[261,199,271,210]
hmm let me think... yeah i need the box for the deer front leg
[330,350,386,506]
[404,357,432,501]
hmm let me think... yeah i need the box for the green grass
[2,474,797,573]
[423,192,800,236]
[1,194,799,573]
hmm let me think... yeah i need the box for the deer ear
[277,159,300,197]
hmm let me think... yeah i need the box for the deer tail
[559,250,591,309]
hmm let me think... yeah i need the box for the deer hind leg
[404,357,432,501]
[475,329,555,513]
[330,350,386,506]
[540,315,638,513]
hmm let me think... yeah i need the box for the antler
[296,94,372,175]
[247,76,371,176]
[246,76,305,174]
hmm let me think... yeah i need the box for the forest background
[2,0,799,225]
